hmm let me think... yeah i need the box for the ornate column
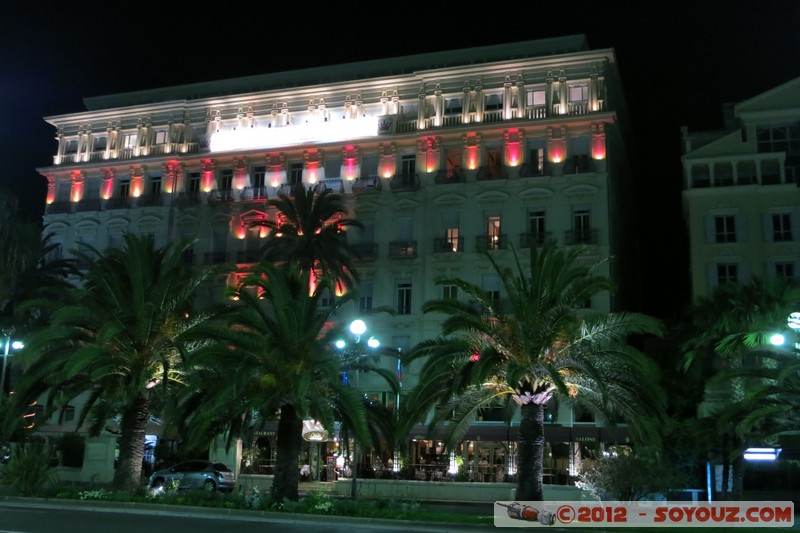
[503,77,514,120]
[433,85,443,127]
[516,77,526,119]
[461,82,471,125]
[417,90,427,130]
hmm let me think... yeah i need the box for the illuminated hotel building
[39,34,638,476]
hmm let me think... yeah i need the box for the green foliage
[576,449,689,502]
[55,433,85,467]
[0,441,56,496]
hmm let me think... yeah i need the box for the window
[84,179,100,200]
[569,84,588,102]
[445,148,462,179]
[150,176,162,196]
[443,284,458,300]
[715,215,737,243]
[529,210,546,245]
[485,93,502,110]
[527,89,546,107]
[530,147,544,175]
[289,162,303,184]
[123,133,138,149]
[487,216,502,250]
[772,214,793,241]
[401,154,416,179]
[445,97,462,115]
[220,169,234,190]
[487,148,502,171]
[318,288,334,310]
[118,179,130,198]
[188,172,201,193]
[154,130,168,144]
[252,166,266,188]
[446,227,460,252]
[481,273,501,304]
[358,281,373,313]
[573,208,591,243]
[397,281,412,315]
[717,263,738,285]
[775,261,795,282]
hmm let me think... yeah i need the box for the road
[0,500,495,533]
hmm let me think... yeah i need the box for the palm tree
[7,233,223,491]
[681,276,800,499]
[404,240,665,501]
[256,182,362,290]
[173,262,394,501]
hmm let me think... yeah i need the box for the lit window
[569,85,588,102]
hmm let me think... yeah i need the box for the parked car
[147,460,236,493]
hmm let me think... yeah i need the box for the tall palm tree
[174,262,395,501]
[6,233,222,491]
[404,240,665,501]
[681,276,800,499]
[256,182,362,290]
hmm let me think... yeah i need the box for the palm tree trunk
[516,401,545,501]
[271,403,303,501]
[113,395,149,492]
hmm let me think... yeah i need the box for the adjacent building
[681,77,800,299]
[37,34,638,481]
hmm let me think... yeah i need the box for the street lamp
[335,318,381,499]
[2,330,24,394]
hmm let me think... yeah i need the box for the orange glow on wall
[202,170,214,192]
[46,181,55,204]
[505,144,521,166]
[466,145,478,170]
[131,176,144,197]
[71,181,83,202]
[592,135,606,160]
[259,225,269,238]
[548,137,566,164]
[101,179,114,200]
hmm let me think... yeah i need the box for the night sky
[2,1,799,319]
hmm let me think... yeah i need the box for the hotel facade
[37,35,638,483]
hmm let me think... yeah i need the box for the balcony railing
[135,194,162,207]
[209,189,236,203]
[46,201,72,214]
[54,142,201,165]
[433,237,464,253]
[75,198,102,212]
[237,250,261,263]
[519,232,552,248]
[389,174,420,191]
[241,186,268,201]
[475,234,507,251]
[564,229,598,245]
[352,176,381,194]
[434,169,466,185]
[351,242,378,261]
[389,241,417,259]
[315,178,344,193]
[173,191,202,206]
[476,165,508,181]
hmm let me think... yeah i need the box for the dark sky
[1,1,799,319]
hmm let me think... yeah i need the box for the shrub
[576,450,688,502]
[55,433,85,467]
[0,441,57,496]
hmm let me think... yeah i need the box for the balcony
[352,242,378,261]
[278,183,296,197]
[208,189,236,203]
[45,201,72,215]
[53,142,201,166]
[315,178,344,193]
[563,155,595,174]
[564,229,598,245]
[434,169,465,185]
[352,176,381,195]
[135,194,162,207]
[173,191,202,207]
[475,234,507,251]
[519,231,552,248]
[389,174,420,191]
[104,196,130,210]
[75,198,102,212]
[476,165,508,181]
[241,186,268,201]
[389,241,417,259]
[433,237,464,253]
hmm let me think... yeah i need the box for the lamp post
[335,318,381,499]
[2,329,24,395]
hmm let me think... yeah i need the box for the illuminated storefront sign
[210,117,380,152]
